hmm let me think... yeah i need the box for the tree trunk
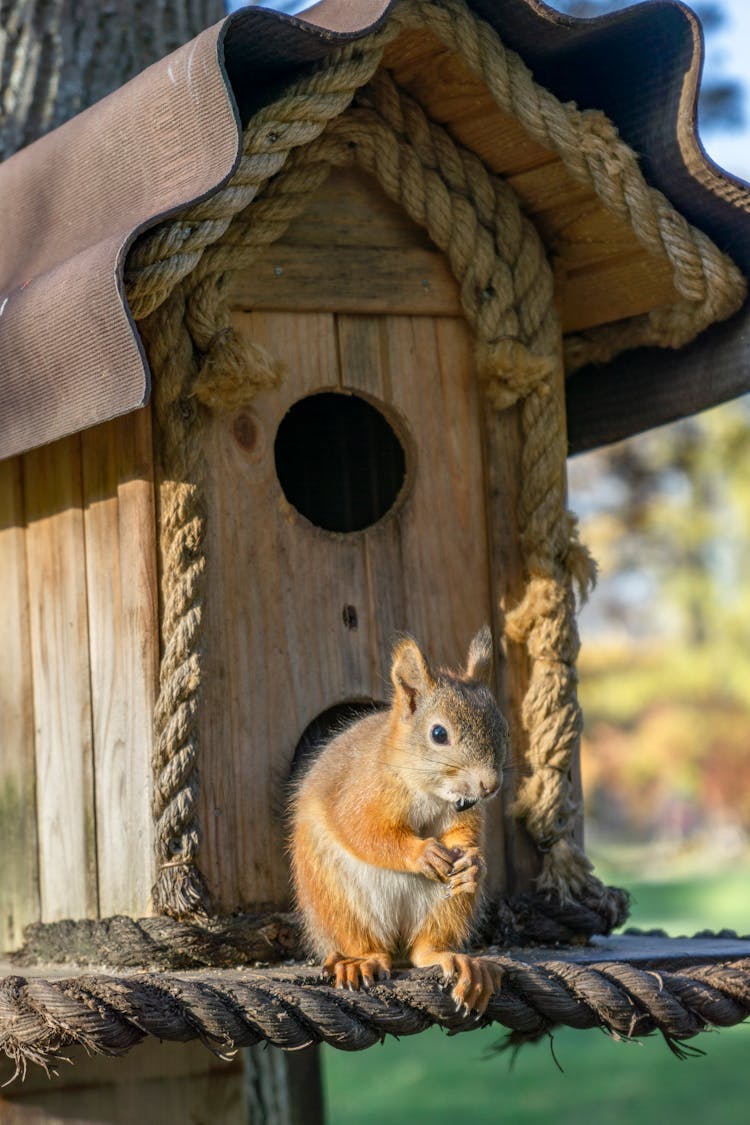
[0,0,225,160]
[0,1,326,1121]
[245,1045,325,1125]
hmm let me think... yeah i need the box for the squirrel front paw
[444,846,486,897]
[416,838,455,881]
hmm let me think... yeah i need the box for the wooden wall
[0,411,158,950]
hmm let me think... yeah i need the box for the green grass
[323,865,750,1124]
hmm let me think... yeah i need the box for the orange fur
[290,627,509,1013]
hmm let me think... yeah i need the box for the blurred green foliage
[572,402,750,849]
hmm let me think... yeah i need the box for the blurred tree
[577,404,750,649]
[0,0,225,160]
[572,404,750,848]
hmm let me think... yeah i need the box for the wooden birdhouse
[2,0,750,1108]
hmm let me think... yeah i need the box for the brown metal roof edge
[1,0,750,461]
[0,2,402,463]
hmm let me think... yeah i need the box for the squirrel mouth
[454,796,479,812]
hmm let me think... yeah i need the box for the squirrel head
[388,626,509,811]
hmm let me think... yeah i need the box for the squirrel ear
[391,637,434,715]
[464,625,493,685]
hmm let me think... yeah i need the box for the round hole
[274,392,407,533]
[290,700,386,783]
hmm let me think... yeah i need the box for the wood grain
[0,456,39,951]
[81,409,159,918]
[227,242,460,317]
[480,400,540,894]
[22,435,98,922]
[0,1042,245,1124]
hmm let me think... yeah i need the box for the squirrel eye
[430,724,449,745]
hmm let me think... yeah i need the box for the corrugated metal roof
[1,0,749,459]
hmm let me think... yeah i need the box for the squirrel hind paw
[423,951,503,1017]
[323,952,392,991]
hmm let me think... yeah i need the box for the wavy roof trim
[1,0,749,460]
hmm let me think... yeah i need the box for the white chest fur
[325,796,459,952]
[336,846,443,950]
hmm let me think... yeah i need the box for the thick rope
[125,0,745,354]
[124,27,400,319]
[13,914,303,971]
[395,0,746,365]
[138,284,282,918]
[2,957,750,1079]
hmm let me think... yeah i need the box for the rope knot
[192,329,283,411]
[475,337,557,410]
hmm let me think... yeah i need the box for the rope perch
[2,956,750,1080]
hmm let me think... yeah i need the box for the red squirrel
[290,626,508,1015]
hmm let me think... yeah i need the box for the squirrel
[289,625,509,1016]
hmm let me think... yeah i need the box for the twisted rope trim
[2,955,749,1080]
[9,889,636,974]
[125,0,745,357]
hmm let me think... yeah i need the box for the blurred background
[231,1,750,1118]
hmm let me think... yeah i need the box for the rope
[124,0,743,926]
[2,956,749,1079]
[124,27,400,319]
[138,285,281,918]
[13,914,303,971]
[10,894,639,973]
[124,0,745,353]
[395,0,746,366]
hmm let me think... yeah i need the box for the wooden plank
[199,311,375,911]
[81,409,159,918]
[0,1042,245,1124]
[0,456,39,951]
[0,1037,320,1125]
[337,313,508,894]
[480,400,539,895]
[227,244,460,317]
[341,314,493,666]
[22,435,98,922]
[226,166,679,333]
[225,168,460,317]
[252,167,436,250]
[558,250,679,333]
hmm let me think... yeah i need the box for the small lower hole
[290,700,385,782]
